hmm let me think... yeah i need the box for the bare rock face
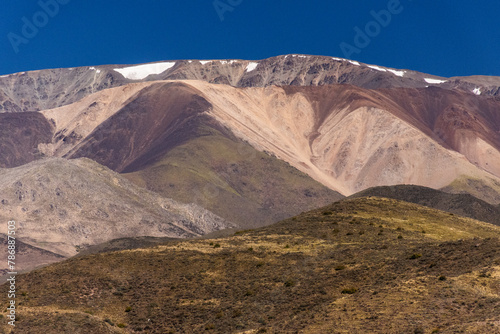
[0,67,128,113]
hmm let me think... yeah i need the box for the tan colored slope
[39,82,155,157]
[453,130,500,177]
[181,81,349,194]
[184,80,500,197]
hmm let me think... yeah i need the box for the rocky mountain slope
[26,81,345,227]
[1,197,498,333]
[0,157,232,260]
[22,78,500,204]
[2,55,499,113]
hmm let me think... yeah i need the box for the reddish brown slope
[0,112,53,168]
[65,82,213,173]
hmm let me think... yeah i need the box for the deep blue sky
[1,0,499,77]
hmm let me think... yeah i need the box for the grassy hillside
[350,185,500,226]
[123,125,343,228]
[1,197,499,333]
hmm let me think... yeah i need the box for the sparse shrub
[209,242,214,246]
[322,211,333,216]
[244,290,254,296]
[248,247,254,252]
[438,275,447,281]
[284,244,290,248]
[284,279,295,287]
[431,328,441,333]
[397,235,403,239]
[409,253,422,260]
[256,261,265,267]
[479,271,491,278]
[125,306,132,312]
[117,323,127,328]
[257,328,268,333]
[381,245,388,249]
[232,309,243,318]
[235,229,255,235]
[341,287,357,294]
[215,311,224,319]
[359,230,365,235]
[104,319,114,326]
[421,230,426,234]
[335,265,346,271]
[213,243,221,248]
[205,323,215,330]
[346,232,353,236]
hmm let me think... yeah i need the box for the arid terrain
[0,55,499,332]
[0,197,499,333]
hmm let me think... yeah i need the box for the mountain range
[0,55,499,330]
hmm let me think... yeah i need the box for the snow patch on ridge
[387,69,405,77]
[348,60,360,66]
[114,62,176,80]
[473,87,482,95]
[424,78,447,84]
[200,60,239,65]
[220,60,238,65]
[366,65,405,77]
[367,65,386,72]
[246,62,259,72]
